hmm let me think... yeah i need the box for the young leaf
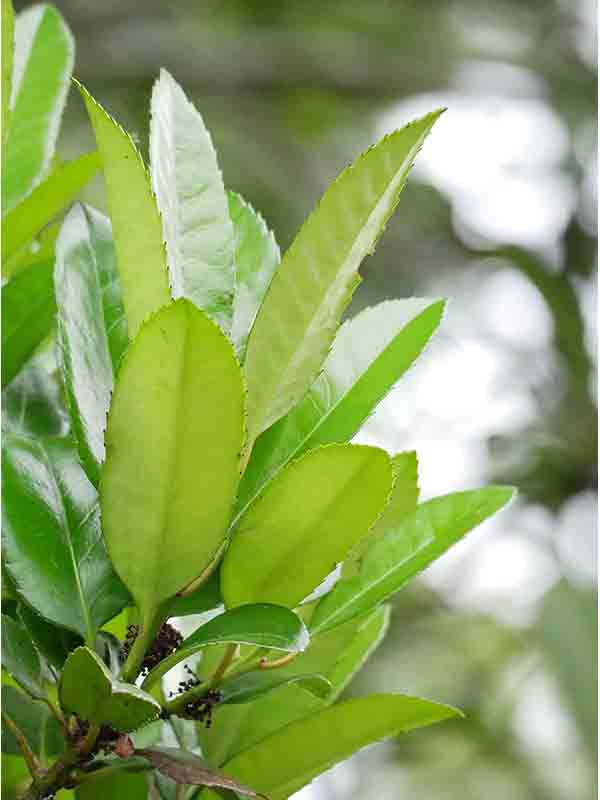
[310,486,516,634]
[149,69,235,331]
[199,694,459,800]
[219,671,331,705]
[239,298,443,512]
[2,152,101,263]
[2,366,69,438]
[143,604,308,688]
[1,258,56,388]
[137,747,268,798]
[60,647,160,731]
[2,434,130,644]
[2,685,63,757]
[78,82,171,337]
[1,0,14,164]
[229,191,280,357]
[1,614,45,698]
[222,444,392,610]
[2,4,74,212]
[243,111,443,444]
[55,203,128,486]
[100,299,244,626]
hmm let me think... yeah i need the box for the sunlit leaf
[2,366,69,438]
[1,0,14,165]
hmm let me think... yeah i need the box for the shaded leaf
[222,444,392,609]
[1,258,56,388]
[2,366,69,438]
[150,69,235,331]
[137,746,268,798]
[78,82,171,338]
[100,300,244,626]
[60,647,160,731]
[229,191,280,357]
[18,603,81,674]
[1,613,45,698]
[3,4,73,212]
[55,203,127,486]
[239,299,442,513]
[2,434,130,642]
[75,767,148,799]
[243,111,443,443]
[2,152,101,263]
[219,671,331,705]
[310,487,516,634]
[1,685,63,757]
[199,694,459,800]
[167,568,222,619]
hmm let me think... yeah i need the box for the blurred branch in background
[13,0,596,798]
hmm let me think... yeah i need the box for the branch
[2,711,40,777]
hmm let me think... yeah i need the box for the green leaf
[1,0,14,164]
[2,366,70,438]
[222,444,392,610]
[229,191,280,357]
[18,604,81,674]
[2,4,74,212]
[2,152,101,264]
[2,434,130,643]
[1,258,56,388]
[100,299,244,625]
[220,671,331,705]
[143,604,308,688]
[167,568,222,618]
[60,647,160,731]
[1,614,45,698]
[149,69,235,332]
[243,111,443,444]
[78,82,171,338]
[55,203,127,486]
[239,299,442,513]
[199,694,460,800]
[2,685,64,757]
[310,486,516,634]
[75,770,148,800]
[3,219,59,278]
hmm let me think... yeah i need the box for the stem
[258,652,298,670]
[2,711,40,777]
[141,647,180,691]
[176,783,186,800]
[209,643,238,686]
[120,609,163,684]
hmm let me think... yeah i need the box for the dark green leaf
[1,613,45,698]
[1,258,56,388]
[1,685,63,757]
[2,367,70,438]
[219,671,331,705]
[75,769,148,799]
[310,486,516,634]
[18,603,81,674]
[55,203,127,486]
[2,434,130,643]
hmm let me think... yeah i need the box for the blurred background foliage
[13,0,597,797]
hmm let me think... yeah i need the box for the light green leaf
[100,299,244,626]
[143,604,308,689]
[2,152,101,263]
[2,434,130,643]
[3,219,59,279]
[1,0,14,164]
[149,68,235,331]
[310,486,516,634]
[199,694,459,800]
[1,614,45,698]
[166,568,221,619]
[78,82,171,337]
[55,203,127,486]
[2,685,64,758]
[239,298,442,513]
[222,444,392,610]
[2,4,73,212]
[60,647,160,731]
[219,671,331,705]
[229,191,280,357]
[1,258,56,388]
[243,111,443,443]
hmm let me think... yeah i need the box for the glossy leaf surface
[2,366,69,438]
[1,613,45,698]
[79,83,171,337]
[2,434,130,642]
[223,444,392,609]
[2,152,101,262]
[55,203,127,486]
[1,258,56,388]
[240,299,442,512]
[150,69,235,331]
[243,111,442,443]
[3,4,73,212]
[199,694,459,800]
[2,685,63,757]
[229,191,280,357]
[219,671,331,705]
[311,486,516,634]
[60,647,160,731]
[100,300,244,624]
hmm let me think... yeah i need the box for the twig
[2,710,40,777]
